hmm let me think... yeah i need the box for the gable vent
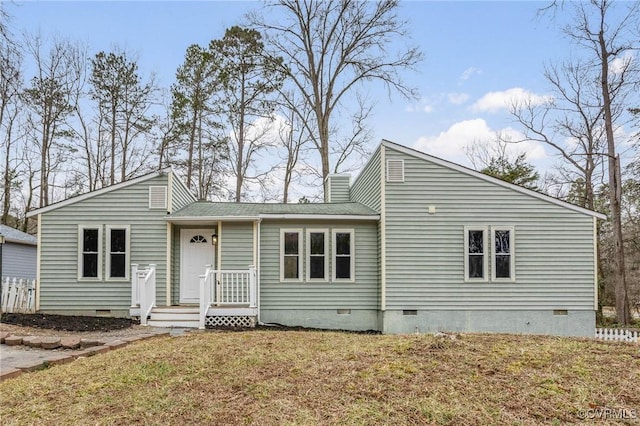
[386,159,405,182]
[149,186,167,209]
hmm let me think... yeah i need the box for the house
[0,224,37,280]
[25,140,605,336]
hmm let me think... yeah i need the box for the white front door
[180,229,215,304]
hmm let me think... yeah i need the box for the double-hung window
[281,229,302,281]
[106,225,130,280]
[78,225,102,280]
[332,229,354,281]
[492,226,515,281]
[464,226,488,281]
[307,229,328,281]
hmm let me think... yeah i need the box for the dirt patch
[1,313,134,332]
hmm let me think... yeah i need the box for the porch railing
[134,264,156,326]
[199,265,256,329]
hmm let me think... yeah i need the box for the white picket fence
[1,277,36,313]
[595,328,639,343]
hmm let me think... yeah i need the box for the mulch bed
[0,313,134,332]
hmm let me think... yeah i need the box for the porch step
[147,307,200,328]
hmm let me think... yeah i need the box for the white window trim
[491,226,516,282]
[332,229,355,282]
[149,186,168,209]
[306,229,329,282]
[77,225,103,281]
[386,158,405,182]
[106,225,131,281]
[464,226,488,282]
[280,228,303,282]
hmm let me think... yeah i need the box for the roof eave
[26,168,172,218]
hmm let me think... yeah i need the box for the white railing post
[249,265,257,308]
[215,270,222,306]
[130,264,139,307]
[200,265,213,329]
[138,264,157,326]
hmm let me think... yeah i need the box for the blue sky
[5,1,635,177]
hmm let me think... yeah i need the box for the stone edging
[0,330,170,381]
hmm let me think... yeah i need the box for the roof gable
[381,139,606,220]
[26,168,173,217]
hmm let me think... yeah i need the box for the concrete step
[147,319,200,328]
[150,307,199,314]
[150,312,200,321]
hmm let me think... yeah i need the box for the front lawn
[1,331,638,425]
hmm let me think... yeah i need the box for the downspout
[166,222,172,307]
[593,216,598,311]
[380,147,387,313]
[36,214,42,311]
[255,219,261,324]
[166,172,173,306]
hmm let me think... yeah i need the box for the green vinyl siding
[327,175,351,203]
[39,175,170,315]
[170,222,254,304]
[382,145,596,311]
[220,221,254,270]
[350,146,382,212]
[259,220,379,309]
[171,172,196,212]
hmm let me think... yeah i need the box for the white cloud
[610,53,634,75]
[459,67,481,82]
[448,93,469,105]
[413,118,548,168]
[405,97,435,114]
[470,88,551,113]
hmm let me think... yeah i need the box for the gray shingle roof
[171,202,378,218]
[0,225,37,245]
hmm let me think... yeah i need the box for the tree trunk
[186,104,198,190]
[110,105,116,185]
[319,118,330,202]
[599,29,630,325]
[2,118,12,224]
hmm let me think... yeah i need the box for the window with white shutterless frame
[306,229,328,281]
[78,225,102,281]
[332,229,355,281]
[280,229,303,281]
[106,225,130,281]
[491,226,515,281]
[464,226,488,282]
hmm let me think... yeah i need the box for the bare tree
[535,0,639,324]
[0,13,22,224]
[251,0,422,200]
[563,0,638,325]
[170,44,228,198]
[211,26,284,202]
[276,91,312,202]
[90,49,157,185]
[510,61,608,211]
[22,34,84,207]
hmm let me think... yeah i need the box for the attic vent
[149,186,167,209]
[386,159,404,182]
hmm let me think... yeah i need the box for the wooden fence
[595,328,639,343]
[1,277,36,313]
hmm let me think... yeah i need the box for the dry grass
[1,331,638,425]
